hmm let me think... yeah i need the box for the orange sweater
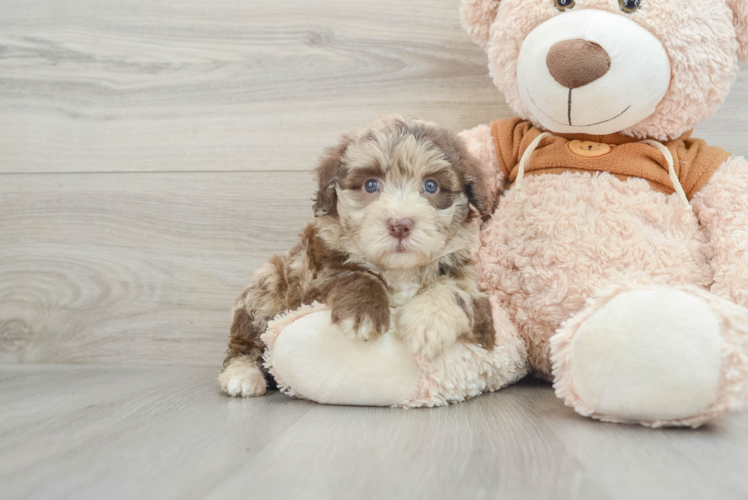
[490,118,731,199]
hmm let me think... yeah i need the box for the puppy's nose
[387,218,414,240]
[546,39,611,89]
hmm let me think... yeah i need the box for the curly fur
[220,116,496,396]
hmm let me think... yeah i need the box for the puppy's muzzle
[387,218,414,240]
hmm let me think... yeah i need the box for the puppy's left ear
[460,151,494,221]
[313,138,349,217]
[728,0,748,62]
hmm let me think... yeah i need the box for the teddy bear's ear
[460,0,502,48]
[728,0,748,62]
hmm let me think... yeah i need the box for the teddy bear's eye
[554,0,575,11]
[619,0,642,13]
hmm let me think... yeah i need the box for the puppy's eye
[554,0,575,11]
[424,180,439,194]
[364,179,379,193]
[619,0,641,12]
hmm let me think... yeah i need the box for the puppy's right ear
[313,138,349,217]
[460,0,502,48]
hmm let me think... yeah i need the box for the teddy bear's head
[461,0,748,140]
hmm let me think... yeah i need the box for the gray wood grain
[0,171,314,366]
[0,0,510,174]
[1,365,747,500]
[2,0,743,175]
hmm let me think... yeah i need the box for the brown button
[568,140,612,158]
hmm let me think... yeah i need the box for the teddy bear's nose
[546,39,611,89]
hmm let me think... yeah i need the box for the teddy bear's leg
[550,283,748,427]
[262,306,423,406]
[262,299,530,407]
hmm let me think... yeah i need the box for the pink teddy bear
[458,0,748,427]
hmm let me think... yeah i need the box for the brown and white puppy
[219,115,496,398]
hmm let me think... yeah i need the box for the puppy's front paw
[338,318,379,340]
[219,358,267,397]
[330,277,391,341]
[333,305,391,341]
[398,299,469,358]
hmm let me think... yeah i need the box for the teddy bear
[259,0,748,428]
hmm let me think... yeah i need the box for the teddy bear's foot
[262,300,529,408]
[551,284,748,428]
[263,306,422,406]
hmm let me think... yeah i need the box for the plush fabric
[262,303,421,406]
[455,2,748,426]
[490,118,731,199]
[262,300,528,408]
[518,9,671,135]
[460,0,502,49]
[473,163,715,379]
[692,156,748,309]
[728,0,748,62]
[551,281,748,428]
[465,0,742,140]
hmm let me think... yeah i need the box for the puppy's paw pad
[219,362,266,397]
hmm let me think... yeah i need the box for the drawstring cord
[514,132,552,202]
[638,139,693,220]
[514,133,693,221]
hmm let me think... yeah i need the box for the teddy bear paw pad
[566,289,722,422]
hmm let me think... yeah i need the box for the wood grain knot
[0,319,32,352]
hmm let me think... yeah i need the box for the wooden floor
[2,365,748,500]
[1,0,748,498]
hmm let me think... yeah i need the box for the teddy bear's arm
[460,124,504,212]
[691,156,748,308]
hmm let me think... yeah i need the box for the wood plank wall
[1,0,746,366]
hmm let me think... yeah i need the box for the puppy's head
[313,115,491,270]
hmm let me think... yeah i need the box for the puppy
[219,115,496,397]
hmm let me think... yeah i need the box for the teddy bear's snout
[546,39,611,90]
